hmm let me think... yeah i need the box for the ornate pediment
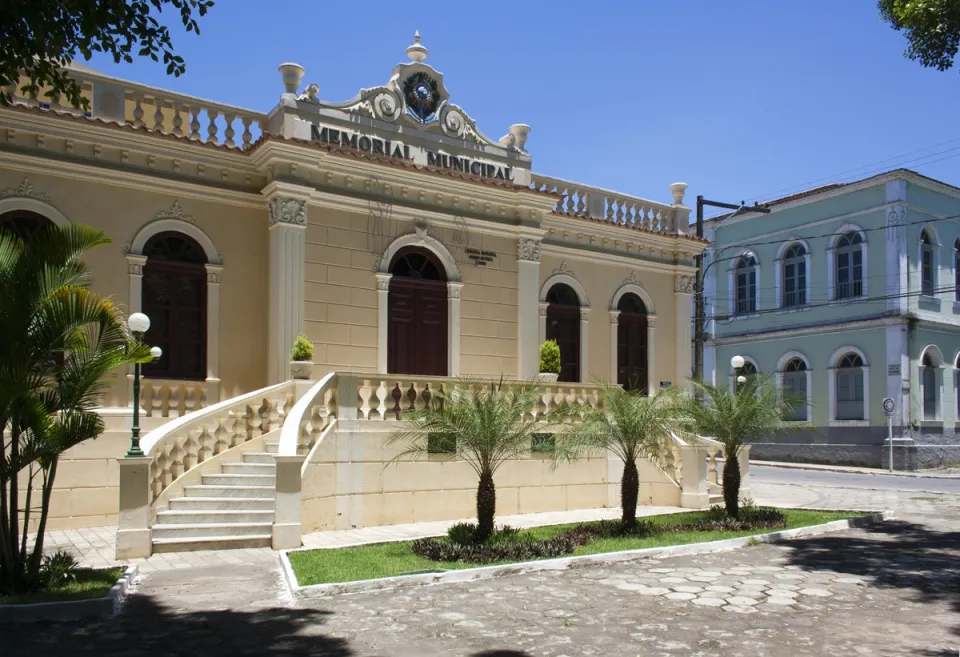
[294,33,523,153]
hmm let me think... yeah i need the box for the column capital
[647,314,658,328]
[204,263,224,284]
[580,307,590,321]
[268,196,307,229]
[539,302,549,317]
[447,281,464,299]
[675,274,694,294]
[609,310,621,323]
[375,272,393,291]
[126,253,148,276]
[518,237,542,262]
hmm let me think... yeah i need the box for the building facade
[704,169,960,469]
[3,35,705,533]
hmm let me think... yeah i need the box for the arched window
[616,293,648,392]
[0,210,54,244]
[141,232,208,380]
[920,348,942,421]
[781,244,807,307]
[735,255,757,315]
[546,283,581,383]
[740,361,758,377]
[387,246,448,376]
[835,232,863,300]
[954,237,960,302]
[782,358,807,422]
[835,353,864,420]
[921,229,936,297]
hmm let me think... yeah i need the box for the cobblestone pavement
[4,482,959,656]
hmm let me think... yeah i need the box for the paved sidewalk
[750,458,960,478]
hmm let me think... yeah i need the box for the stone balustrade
[277,373,339,458]
[8,68,266,149]
[530,173,678,234]
[139,379,208,418]
[139,381,296,505]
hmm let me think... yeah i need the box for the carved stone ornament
[886,204,906,227]
[206,271,221,284]
[297,83,321,103]
[447,283,463,299]
[622,270,638,286]
[153,200,195,224]
[579,308,590,321]
[268,197,307,227]
[675,274,694,294]
[128,263,144,276]
[551,261,573,276]
[539,303,549,317]
[375,273,392,292]
[518,238,541,262]
[0,178,52,203]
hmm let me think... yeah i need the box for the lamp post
[731,355,745,393]
[126,313,160,458]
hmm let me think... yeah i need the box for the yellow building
[2,35,712,555]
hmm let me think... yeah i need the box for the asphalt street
[751,463,960,494]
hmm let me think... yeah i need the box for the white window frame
[919,344,944,424]
[728,251,760,319]
[828,346,869,427]
[775,351,812,423]
[728,356,760,393]
[918,226,940,303]
[828,226,868,303]
[775,240,811,311]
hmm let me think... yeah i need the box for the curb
[0,564,137,623]
[281,511,891,599]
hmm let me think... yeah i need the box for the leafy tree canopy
[880,0,960,72]
[0,0,214,108]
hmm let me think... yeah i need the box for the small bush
[41,549,79,589]
[290,334,314,361]
[566,519,657,540]
[677,506,787,532]
[446,522,478,546]
[412,533,583,564]
[445,523,525,547]
[538,340,561,375]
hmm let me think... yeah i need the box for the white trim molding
[447,281,463,377]
[775,350,812,423]
[919,344,944,423]
[610,281,656,314]
[375,273,392,374]
[0,196,70,226]
[377,225,462,282]
[728,250,760,318]
[828,346,870,427]
[828,223,869,302]
[774,239,811,310]
[579,307,590,384]
[125,210,223,398]
[609,310,620,384]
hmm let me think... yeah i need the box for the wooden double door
[546,306,580,383]
[387,277,447,376]
[617,313,648,392]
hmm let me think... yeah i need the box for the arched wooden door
[388,247,448,376]
[616,293,648,392]
[546,283,581,383]
[141,232,207,380]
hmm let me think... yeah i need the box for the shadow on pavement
[2,595,354,657]
[471,652,534,657]
[780,519,960,652]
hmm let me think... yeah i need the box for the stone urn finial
[278,63,306,95]
[406,30,428,63]
[670,182,688,205]
[509,124,531,151]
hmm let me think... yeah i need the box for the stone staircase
[150,441,281,553]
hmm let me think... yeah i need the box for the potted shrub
[538,340,561,383]
[289,334,314,380]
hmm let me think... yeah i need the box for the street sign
[882,397,895,416]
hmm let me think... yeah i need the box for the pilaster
[204,263,223,403]
[272,454,305,549]
[579,307,590,384]
[609,310,620,384]
[115,457,153,559]
[674,274,694,389]
[517,238,541,380]
[886,180,908,315]
[376,273,392,374]
[264,185,309,384]
[447,281,463,376]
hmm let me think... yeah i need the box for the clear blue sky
[86,0,960,214]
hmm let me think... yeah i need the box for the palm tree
[683,375,797,519]
[0,225,150,592]
[556,385,685,526]
[388,379,557,543]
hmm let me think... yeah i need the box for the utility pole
[693,196,770,385]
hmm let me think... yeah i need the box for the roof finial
[406,30,428,63]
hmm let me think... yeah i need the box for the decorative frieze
[518,238,541,262]
[153,200,195,224]
[675,274,694,294]
[552,260,573,276]
[268,197,307,227]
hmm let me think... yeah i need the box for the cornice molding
[541,242,697,277]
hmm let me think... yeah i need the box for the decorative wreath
[402,72,440,123]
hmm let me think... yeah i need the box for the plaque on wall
[888,364,901,376]
[465,248,496,266]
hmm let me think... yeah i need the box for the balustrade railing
[140,381,296,505]
[139,379,208,418]
[530,173,677,234]
[7,68,267,149]
[277,374,339,458]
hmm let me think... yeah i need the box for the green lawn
[0,567,125,605]
[289,509,859,587]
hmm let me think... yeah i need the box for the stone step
[155,509,275,524]
[221,462,275,475]
[183,485,275,498]
[152,522,274,540]
[168,496,276,511]
[264,442,280,454]
[241,451,276,464]
[151,534,272,553]
[201,473,275,487]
